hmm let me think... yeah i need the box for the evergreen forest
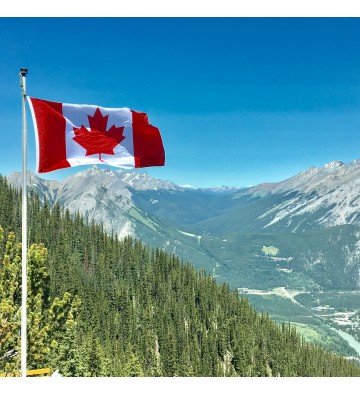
[1,174,360,377]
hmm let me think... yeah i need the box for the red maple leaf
[73,107,125,161]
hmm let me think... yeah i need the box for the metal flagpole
[19,67,28,378]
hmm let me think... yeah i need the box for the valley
[6,159,360,360]
[239,286,360,360]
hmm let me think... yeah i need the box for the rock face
[7,166,181,239]
[232,159,360,232]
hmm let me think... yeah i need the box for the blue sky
[1,17,360,187]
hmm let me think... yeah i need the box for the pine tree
[123,352,143,377]
[0,230,21,375]
[0,227,82,376]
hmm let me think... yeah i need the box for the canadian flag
[27,97,165,173]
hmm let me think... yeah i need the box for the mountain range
[6,159,360,359]
[8,159,360,287]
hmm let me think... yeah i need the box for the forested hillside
[1,174,359,376]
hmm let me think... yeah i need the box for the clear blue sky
[1,17,360,187]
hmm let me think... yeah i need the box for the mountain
[220,159,360,233]
[141,159,360,235]
[6,160,360,359]
[7,160,360,289]
[7,167,216,273]
[2,174,359,376]
[8,166,180,238]
[197,185,243,194]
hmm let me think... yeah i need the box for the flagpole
[19,67,28,378]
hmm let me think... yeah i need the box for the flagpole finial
[19,68,28,97]
[20,68,28,77]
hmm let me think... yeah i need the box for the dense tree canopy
[0,174,359,376]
